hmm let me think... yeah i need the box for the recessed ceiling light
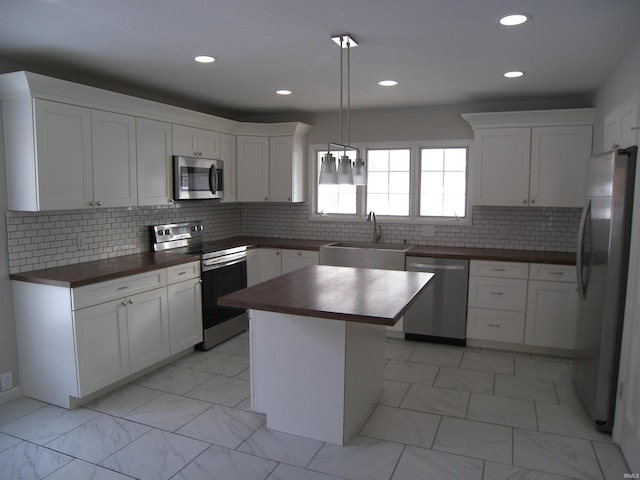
[499,14,529,26]
[378,80,398,87]
[276,89,292,95]
[504,71,525,78]
[194,55,215,63]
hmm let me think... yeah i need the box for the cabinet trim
[462,108,595,129]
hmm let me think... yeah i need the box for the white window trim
[309,139,473,225]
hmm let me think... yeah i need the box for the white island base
[249,310,386,446]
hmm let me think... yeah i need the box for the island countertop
[218,264,434,326]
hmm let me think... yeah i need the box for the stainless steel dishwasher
[404,256,469,345]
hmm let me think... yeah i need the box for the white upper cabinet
[91,110,137,208]
[136,118,173,206]
[463,109,594,208]
[604,92,640,151]
[172,124,220,158]
[472,127,531,206]
[32,99,94,210]
[11,99,137,210]
[236,123,310,203]
[220,132,237,203]
[237,135,270,202]
[0,71,310,210]
[529,125,593,207]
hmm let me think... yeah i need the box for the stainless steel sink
[319,241,413,270]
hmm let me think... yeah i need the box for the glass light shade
[352,158,367,185]
[319,153,338,184]
[337,156,354,184]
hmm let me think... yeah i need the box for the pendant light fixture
[319,34,366,185]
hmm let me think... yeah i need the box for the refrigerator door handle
[576,199,591,300]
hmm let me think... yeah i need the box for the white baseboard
[0,385,22,404]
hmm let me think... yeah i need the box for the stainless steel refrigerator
[574,146,637,432]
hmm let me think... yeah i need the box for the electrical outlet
[0,371,13,391]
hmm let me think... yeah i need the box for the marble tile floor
[0,333,632,480]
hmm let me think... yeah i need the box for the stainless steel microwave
[173,156,224,200]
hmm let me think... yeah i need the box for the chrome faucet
[366,211,383,243]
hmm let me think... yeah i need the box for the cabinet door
[168,278,203,354]
[281,249,318,274]
[136,118,173,205]
[604,93,640,151]
[197,129,221,158]
[530,125,592,207]
[92,110,137,207]
[258,248,282,282]
[127,288,170,372]
[525,280,579,349]
[237,136,269,201]
[473,127,531,206]
[269,136,293,202]
[33,99,93,210]
[74,299,130,396]
[246,249,260,287]
[220,133,237,202]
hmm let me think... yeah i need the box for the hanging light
[319,34,366,185]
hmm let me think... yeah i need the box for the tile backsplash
[5,202,580,274]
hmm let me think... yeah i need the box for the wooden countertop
[406,245,575,265]
[10,252,201,288]
[218,265,434,326]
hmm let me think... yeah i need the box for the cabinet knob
[121,301,127,307]
[97,201,103,206]
[530,199,535,204]
[264,197,268,201]
[276,251,280,255]
[522,199,527,204]
[89,201,95,206]
[128,299,133,305]
[297,252,302,256]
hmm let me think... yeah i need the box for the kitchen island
[218,265,433,445]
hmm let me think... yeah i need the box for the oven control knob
[191,226,196,231]
[198,226,204,231]
[164,229,170,235]
[157,230,163,236]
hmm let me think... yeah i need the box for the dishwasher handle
[407,263,467,271]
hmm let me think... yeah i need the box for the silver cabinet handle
[489,291,504,295]
[118,285,130,290]
[177,271,187,275]
[490,268,505,272]
[548,271,564,276]
[487,323,501,328]
[97,201,103,206]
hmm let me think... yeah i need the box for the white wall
[0,107,19,401]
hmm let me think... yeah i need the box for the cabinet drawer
[72,269,167,310]
[167,261,201,284]
[467,308,525,343]
[528,263,576,283]
[470,260,528,279]
[468,276,527,311]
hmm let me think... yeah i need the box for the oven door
[201,259,247,331]
[173,156,224,200]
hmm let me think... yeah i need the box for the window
[311,141,470,223]
[420,147,467,218]
[366,149,411,216]
[316,150,357,215]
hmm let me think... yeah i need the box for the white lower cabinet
[255,248,319,283]
[13,261,203,408]
[168,277,203,353]
[74,298,130,397]
[525,264,578,350]
[467,260,578,352]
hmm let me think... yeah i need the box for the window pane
[421,172,444,195]
[443,195,466,217]
[444,171,466,195]
[367,150,388,171]
[420,147,467,218]
[421,195,443,216]
[444,148,466,171]
[316,151,357,214]
[422,149,444,171]
[365,149,411,217]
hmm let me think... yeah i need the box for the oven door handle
[203,253,247,269]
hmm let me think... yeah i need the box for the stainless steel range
[151,221,248,350]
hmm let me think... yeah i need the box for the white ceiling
[1,0,639,117]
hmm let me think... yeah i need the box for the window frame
[309,139,472,225]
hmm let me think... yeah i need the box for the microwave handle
[209,166,218,193]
